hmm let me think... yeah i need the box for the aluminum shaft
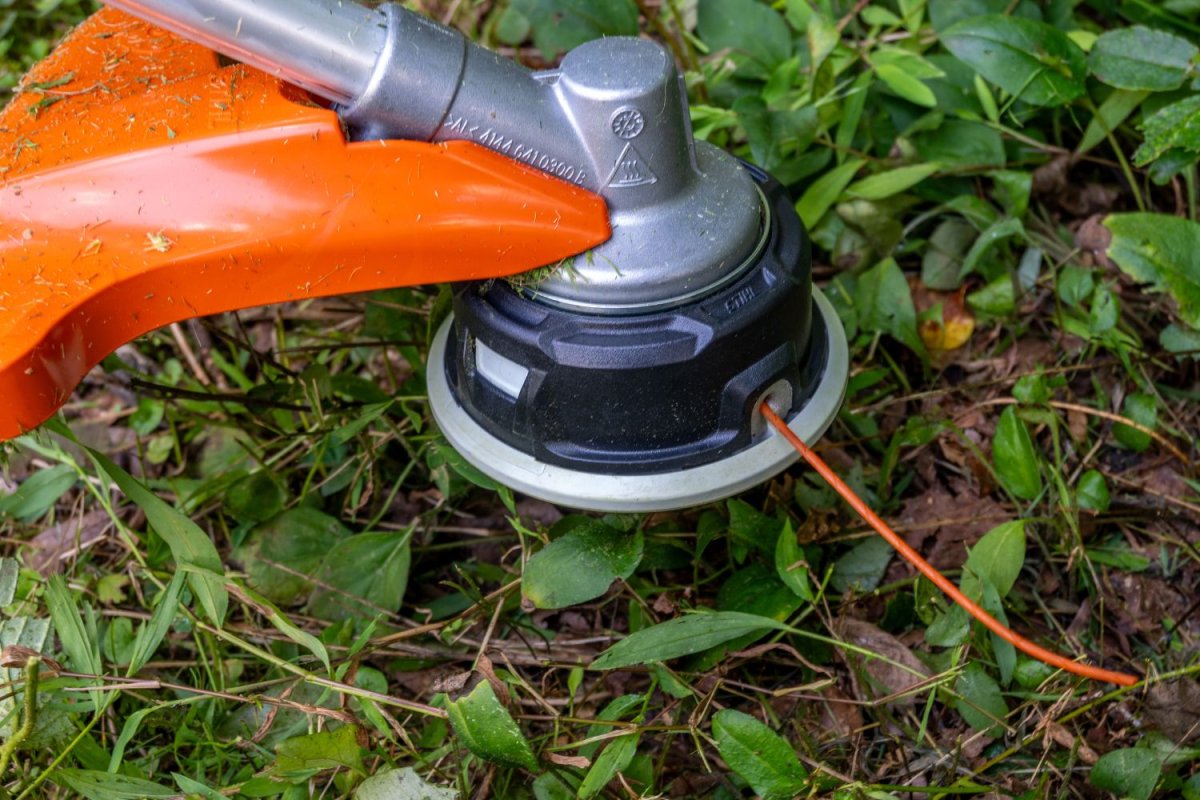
[103,0,385,104]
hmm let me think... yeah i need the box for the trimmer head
[428,170,848,512]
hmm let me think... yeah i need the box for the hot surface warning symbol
[605,143,658,188]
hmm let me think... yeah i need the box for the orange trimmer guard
[0,9,610,441]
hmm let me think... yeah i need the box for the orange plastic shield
[0,9,610,441]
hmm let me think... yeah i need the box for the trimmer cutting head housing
[2,0,848,512]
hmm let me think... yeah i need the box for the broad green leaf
[992,407,1043,501]
[1114,393,1157,452]
[235,508,350,605]
[875,64,937,107]
[922,219,978,290]
[830,535,893,593]
[846,163,940,200]
[354,767,456,800]
[773,521,812,601]
[1089,285,1120,334]
[523,519,643,609]
[854,258,928,357]
[955,663,1007,736]
[916,120,1006,169]
[929,0,1041,31]
[697,0,792,79]
[509,0,637,58]
[1077,470,1111,512]
[1090,747,1163,800]
[275,725,365,775]
[447,681,537,770]
[959,218,1025,281]
[0,557,16,606]
[1080,89,1151,154]
[942,16,1087,107]
[0,615,55,742]
[533,773,576,800]
[580,694,645,759]
[88,450,227,625]
[307,530,412,621]
[712,710,808,800]
[1104,213,1200,327]
[960,521,1026,601]
[592,611,789,670]
[578,732,640,799]
[224,471,287,524]
[0,465,76,522]
[968,274,1016,316]
[795,158,864,228]
[1162,323,1200,358]
[1089,26,1197,91]
[53,769,176,800]
[1058,265,1096,307]
[1133,95,1200,165]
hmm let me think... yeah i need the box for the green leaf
[88,450,227,625]
[0,465,76,522]
[44,574,101,677]
[854,258,928,357]
[1090,747,1163,800]
[1134,95,1200,165]
[929,0,1041,31]
[830,535,893,593]
[1058,265,1096,307]
[241,583,331,674]
[923,219,978,290]
[53,769,176,800]
[1080,89,1151,154]
[1162,323,1200,358]
[846,162,941,200]
[711,710,808,800]
[578,732,640,799]
[1077,470,1111,513]
[127,571,183,676]
[275,725,365,775]
[307,530,412,621]
[235,508,350,605]
[697,0,792,79]
[509,0,637,58]
[875,64,937,107]
[968,274,1016,316]
[0,557,16,607]
[916,120,1006,169]
[1089,26,1197,91]
[773,521,812,601]
[955,662,1007,736]
[942,15,1087,107]
[354,768,456,800]
[523,519,643,609]
[959,218,1025,281]
[447,681,537,770]
[960,521,1026,601]
[795,158,864,229]
[225,471,287,524]
[992,406,1043,501]
[1089,285,1120,334]
[1104,213,1200,327]
[1114,393,1157,452]
[592,611,789,670]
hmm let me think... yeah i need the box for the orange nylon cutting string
[760,403,1139,687]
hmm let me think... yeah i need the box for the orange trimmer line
[760,403,1140,687]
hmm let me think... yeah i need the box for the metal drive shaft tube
[102,0,386,104]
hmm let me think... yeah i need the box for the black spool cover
[442,170,826,476]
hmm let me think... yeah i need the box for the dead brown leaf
[26,510,109,576]
[1144,680,1200,744]
[835,618,931,707]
